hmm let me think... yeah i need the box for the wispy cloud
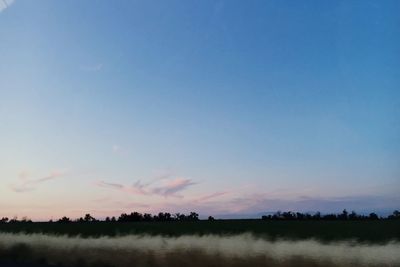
[191,191,229,203]
[11,170,67,193]
[152,178,196,197]
[96,177,197,198]
[80,63,103,72]
[0,0,14,13]
[95,180,149,195]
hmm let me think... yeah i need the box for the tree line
[261,209,400,221]
[0,210,399,223]
[0,212,200,223]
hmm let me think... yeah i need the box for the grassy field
[1,221,399,267]
[1,220,399,243]
[1,232,399,267]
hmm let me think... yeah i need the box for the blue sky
[0,0,399,220]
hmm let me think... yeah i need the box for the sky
[0,0,399,220]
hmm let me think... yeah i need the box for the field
[1,219,399,242]
[1,220,399,267]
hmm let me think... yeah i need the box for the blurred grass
[1,220,399,242]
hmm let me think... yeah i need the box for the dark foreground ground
[1,219,399,242]
[0,261,56,267]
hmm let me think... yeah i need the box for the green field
[1,220,399,243]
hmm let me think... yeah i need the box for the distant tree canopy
[1,210,399,223]
[261,209,400,221]
[76,214,97,223]
[117,212,199,222]
[0,216,32,224]
[51,211,200,223]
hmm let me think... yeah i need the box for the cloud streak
[96,177,197,198]
[96,180,149,195]
[10,170,66,193]
[192,191,229,203]
[152,178,196,197]
[0,0,14,13]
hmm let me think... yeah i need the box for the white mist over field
[0,233,399,267]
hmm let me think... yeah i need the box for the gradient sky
[1,0,399,220]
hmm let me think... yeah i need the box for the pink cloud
[152,178,196,197]
[95,177,197,198]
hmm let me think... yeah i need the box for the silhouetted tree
[118,212,146,222]
[155,212,172,221]
[282,211,296,220]
[174,213,186,221]
[57,216,71,223]
[388,210,400,219]
[118,213,129,222]
[348,211,359,220]
[313,212,321,220]
[9,217,19,223]
[83,213,96,222]
[322,214,338,220]
[143,213,153,221]
[208,216,215,221]
[369,213,379,220]
[271,211,282,220]
[260,209,394,221]
[131,212,143,221]
[189,212,199,221]
[338,209,348,220]
[261,215,272,220]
